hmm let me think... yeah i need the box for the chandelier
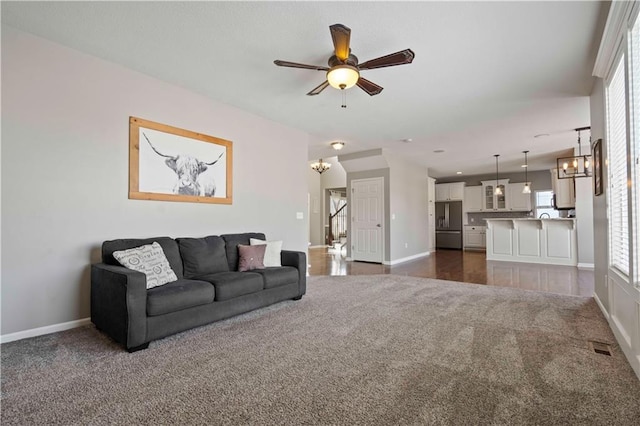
[557,127,591,179]
[310,159,331,174]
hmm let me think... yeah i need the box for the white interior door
[351,177,384,263]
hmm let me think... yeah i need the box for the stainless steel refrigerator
[435,201,463,249]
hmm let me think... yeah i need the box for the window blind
[606,55,630,277]
[631,16,640,284]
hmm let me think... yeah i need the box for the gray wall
[590,78,608,309]
[307,157,347,246]
[307,167,322,246]
[436,170,552,191]
[1,27,309,335]
[387,154,430,260]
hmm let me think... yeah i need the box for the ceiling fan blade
[274,60,329,71]
[358,49,415,70]
[307,80,330,96]
[357,77,383,96]
[330,24,351,61]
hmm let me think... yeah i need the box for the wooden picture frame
[129,117,232,204]
[593,138,603,196]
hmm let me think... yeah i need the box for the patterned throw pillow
[237,244,266,272]
[249,238,282,267]
[113,242,178,289]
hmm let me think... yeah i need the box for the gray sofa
[91,232,306,352]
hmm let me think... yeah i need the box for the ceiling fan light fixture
[327,65,360,90]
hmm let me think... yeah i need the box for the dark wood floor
[308,247,594,297]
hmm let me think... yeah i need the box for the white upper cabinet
[481,179,509,211]
[435,182,465,201]
[464,186,483,211]
[507,183,533,211]
[550,169,576,209]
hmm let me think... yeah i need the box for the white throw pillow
[250,238,282,267]
[113,242,178,289]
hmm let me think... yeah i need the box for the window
[534,190,560,218]
[606,54,630,277]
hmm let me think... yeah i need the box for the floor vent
[589,341,612,356]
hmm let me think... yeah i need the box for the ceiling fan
[274,24,415,97]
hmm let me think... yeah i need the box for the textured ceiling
[1,1,607,178]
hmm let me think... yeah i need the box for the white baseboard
[308,245,328,249]
[383,251,430,266]
[1,317,91,344]
[593,292,610,320]
[578,262,595,270]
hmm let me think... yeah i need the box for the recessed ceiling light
[433,149,445,153]
[534,133,550,138]
[401,138,413,143]
[456,171,462,175]
[331,141,345,150]
[521,164,528,168]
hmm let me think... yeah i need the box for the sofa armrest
[281,250,307,297]
[91,263,148,349]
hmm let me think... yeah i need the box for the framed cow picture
[129,117,232,204]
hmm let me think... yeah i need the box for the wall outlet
[296,212,304,219]
[405,242,408,248]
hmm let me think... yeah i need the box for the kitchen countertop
[484,218,575,221]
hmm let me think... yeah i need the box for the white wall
[574,146,595,267]
[590,78,609,311]
[1,27,310,336]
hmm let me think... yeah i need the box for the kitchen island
[485,218,577,266]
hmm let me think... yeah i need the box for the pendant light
[522,150,531,194]
[556,126,592,179]
[494,154,502,195]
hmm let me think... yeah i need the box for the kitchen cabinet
[485,218,577,266]
[464,225,486,249]
[507,183,532,211]
[481,179,509,211]
[550,169,575,209]
[435,182,465,201]
[464,186,483,212]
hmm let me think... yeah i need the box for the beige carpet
[2,275,639,425]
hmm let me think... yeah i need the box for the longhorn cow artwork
[129,117,233,204]
[143,132,224,197]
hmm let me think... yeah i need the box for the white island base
[485,218,577,266]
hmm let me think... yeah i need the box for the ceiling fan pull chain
[341,89,347,108]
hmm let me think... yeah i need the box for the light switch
[392,214,396,220]
[296,212,304,219]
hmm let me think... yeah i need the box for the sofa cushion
[177,236,229,278]
[197,271,264,301]
[146,279,215,316]
[102,237,184,278]
[113,242,178,289]
[237,244,266,272]
[252,267,299,289]
[250,238,283,267]
[221,233,266,271]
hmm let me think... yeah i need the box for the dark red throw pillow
[237,244,266,272]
